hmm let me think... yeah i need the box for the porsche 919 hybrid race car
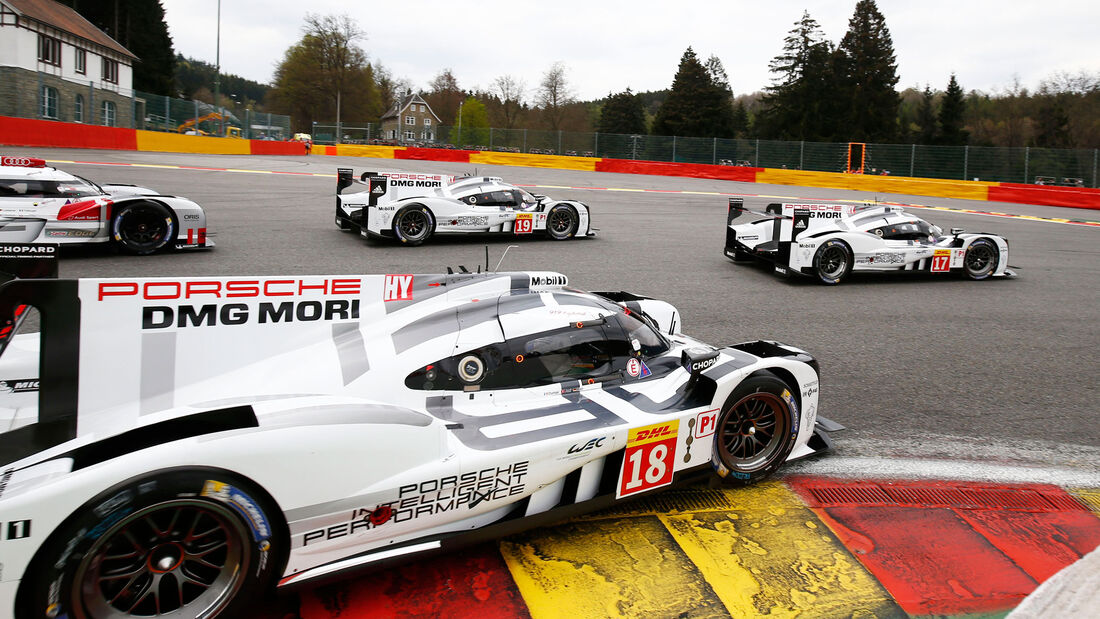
[0,250,837,618]
[0,156,212,255]
[725,198,1015,284]
[335,169,595,245]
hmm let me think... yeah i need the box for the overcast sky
[161,0,1099,102]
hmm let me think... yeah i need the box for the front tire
[812,239,852,284]
[17,469,283,619]
[963,238,999,280]
[112,201,175,255]
[545,204,578,240]
[392,205,434,246]
[712,372,799,486]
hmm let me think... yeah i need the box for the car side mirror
[950,228,964,235]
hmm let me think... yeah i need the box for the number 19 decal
[617,420,679,498]
[514,213,534,234]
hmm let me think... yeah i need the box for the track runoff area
[16,150,1100,618]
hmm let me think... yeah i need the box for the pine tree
[757,12,836,140]
[915,85,937,144]
[731,101,750,138]
[835,0,900,141]
[938,74,969,145]
[59,0,176,96]
[652,47,734,138]
[598,89,647,134]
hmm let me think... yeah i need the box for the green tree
[757,12,836,140]
[455,96,490,147]
[59,0,176,95]
[938,74,969,145]
[835,0,900,141]
[652,47,734,138]
[916,85,937,144]
[268,14,382,131]
[731,101,750,138]
[423,69,464,125]
[597,88,646,134]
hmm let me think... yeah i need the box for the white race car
[335,169,595,245]
[724,198,1015,284]
[0,252,836,618]
[0,156,212,254]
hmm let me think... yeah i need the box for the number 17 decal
[617,420,679,498]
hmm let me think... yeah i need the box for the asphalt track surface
[10,147,1097,483]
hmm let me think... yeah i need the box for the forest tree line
[61,1,1099,149]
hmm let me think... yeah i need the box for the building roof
[381,92,441,123]
[2,0,136,59]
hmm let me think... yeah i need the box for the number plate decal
[617,420,679,498]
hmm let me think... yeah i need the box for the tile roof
[3,0,136,59]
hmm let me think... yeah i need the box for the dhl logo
[628,420,679,446]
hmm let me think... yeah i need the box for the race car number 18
[617,420,679,498]
[514,213,533,234]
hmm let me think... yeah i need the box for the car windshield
[618,311,670,358]
[516,189,538,210]
[0,177,102,199]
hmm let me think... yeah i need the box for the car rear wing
[727,197,891,242]
[337,169,458,205]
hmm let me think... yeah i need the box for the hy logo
[383,275,414,301]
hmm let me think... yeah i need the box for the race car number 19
[618,420,679,498]
[514,213,533,234]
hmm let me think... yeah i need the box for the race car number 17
[514,213,533,234]
[618,420,679,498]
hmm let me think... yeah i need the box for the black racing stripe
[558,467,583,507]
[65,406,259,470]
[598,449,625,496]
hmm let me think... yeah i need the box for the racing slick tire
[712,372,798,486]
[16,469,284,619]
[963,238,999,280]
[812,239,852,285]
[392,205,434,246]
[545,204,578,240]
[111,201,176,255]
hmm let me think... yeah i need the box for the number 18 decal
[617,420,679,498]
[514,213,534,234]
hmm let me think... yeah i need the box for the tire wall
[2,114,1098,209]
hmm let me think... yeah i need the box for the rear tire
[17,469,283,619]
[392,205,434,246]
[812,239,852,285]
[712,372,799,486]
[112,201,175,255]
[963,238,999,280]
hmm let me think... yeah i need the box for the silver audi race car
[0,250,837,618]
[724,198,1015,284]
[0,156,212,255]
[335,169,595,245]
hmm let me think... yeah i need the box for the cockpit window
[515,189,538,210]
[0,178,101,199]
[868,220,939,241]
[617,311,670,358]
[463,191,519,207]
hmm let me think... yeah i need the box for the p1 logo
[694,409,718,439]
[617,420,679,498]
[514,213,534,234]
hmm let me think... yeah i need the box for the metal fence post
[713,137,717,165]
[910,144,915,177]
[963,145,969,180]
[799,141,804,170]
[1024,146,1029,184]
[558,130,562,155]
[164,95,170,127]
[489,127,493,150]
[594,132,598,157]
[755,139,760,167]
[1092,148,1098,188]
[672,136,676,162]
[193,99,198,127]
[523,129,527,153]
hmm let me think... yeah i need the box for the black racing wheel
[963,238,999,280]
[392,205,434,245]
[712,372,799,485]
[112,201,175,255]
[545,204,578,240]
[812,239,852,285]
[17,469,284,619]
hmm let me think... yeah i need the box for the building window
[423,117,432,127]
[403,130,415,141]
[38,34,61,66]
[74,94,84,122]
[101,100,116,126]
[405,115,415,125]
[102,57,118,84]
[40,86,58,118]
[75,48,86,74]
[421,131,433,141]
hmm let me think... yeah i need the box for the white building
[0,0,136,126]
